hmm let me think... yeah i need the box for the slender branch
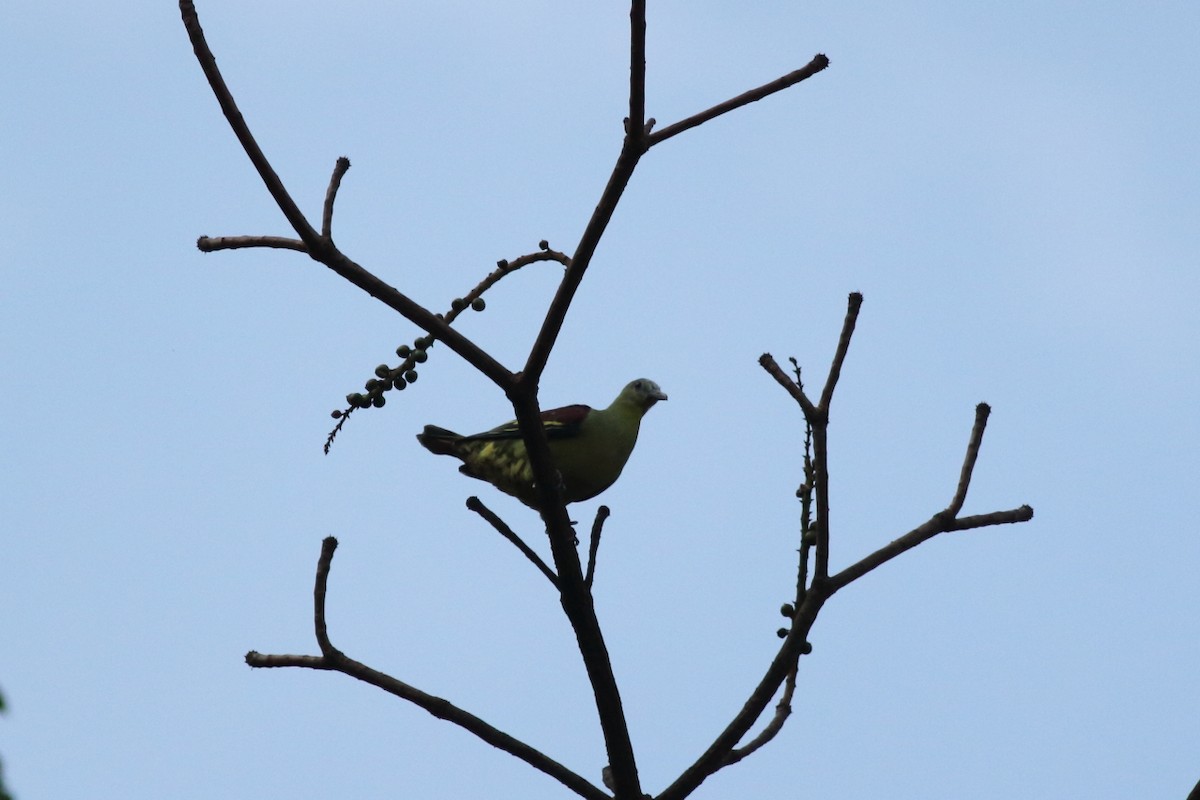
[659,591,824,800]
[810,425,832,581]
[466,496,559,589]
[584,506,611,590]
[628,0,647,135]
[828,505,1034,593]
[313,536,340,657]
[648,54,830,147]
[521,144,643,387]
[322,157,351,238]
[246,539,607,800]
[758,354,818,420]
[947,403,989,516]
[197,235,307,253]
[720,664,797,767]
[817,292,862,412]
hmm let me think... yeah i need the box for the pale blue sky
[4,2,1199,798]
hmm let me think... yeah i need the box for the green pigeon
[417,378,667,507]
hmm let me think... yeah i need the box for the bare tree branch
[817,291,862,412]
[245,540,607,800]
[466,497,559,589]
[660,592,824,800]
[720,665,797,768]
[313,536,340,658]
[197,235,307,253]
[584,506,611,591]
[758,353,817,418]
[829,505,1034,593]
[322,157,351,239]
[628,0,647,135]
[649,54,831,147]
[947,403,989,516]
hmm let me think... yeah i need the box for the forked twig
[246,539,606,800]
[720,665,798,767]
[179,0,512,391]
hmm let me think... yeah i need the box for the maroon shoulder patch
[541,404,591,426]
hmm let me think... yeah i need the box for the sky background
[4,1,1199,798]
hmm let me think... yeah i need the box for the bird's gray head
[620,378,668,410]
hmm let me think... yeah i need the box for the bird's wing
[461,404,592,442]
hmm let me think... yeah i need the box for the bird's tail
[416,425,462,456]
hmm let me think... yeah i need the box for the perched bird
[417,378,667,507]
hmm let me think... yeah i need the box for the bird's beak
[654,389,668,402]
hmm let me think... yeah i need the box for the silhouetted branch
[818,291,862,411]
[829,504,1034,593]
[584,506,611,590]
[649,54,830,147]
[947,403,989,516]
[466,497,559,589]
[197,235,306,253]
[720,664,797,767]
[660,592,823,800]
[322,156,351,238]
[245,539,606,800]
[628,1,647,134]
[313,536,340,658]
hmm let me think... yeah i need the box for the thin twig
[720,664,797,767]
[466,497,559,589]
[314,536,341,658]
[817,292,863,412]
[197,235,307,253]
[946,403,990,516]
[828,505,1033,593]
[584,506,611,590]
[648,54,830,147]
[322,157,351,238]
[758,354,819,420]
